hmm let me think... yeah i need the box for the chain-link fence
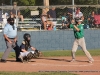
[1,5,100,31]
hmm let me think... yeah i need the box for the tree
[0,0,99,6]
[17,0,36,6]
[49,0,98,5]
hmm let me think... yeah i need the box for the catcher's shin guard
[26,52,33,60]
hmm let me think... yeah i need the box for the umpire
[1,17,20,62]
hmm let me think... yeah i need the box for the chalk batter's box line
[31,63,93,67]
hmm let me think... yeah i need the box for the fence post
[72,0,74,19]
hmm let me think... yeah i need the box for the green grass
[0,49,100,58]
[0,72,78,75]
[42,49,100,57]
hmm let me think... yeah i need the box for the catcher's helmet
[23,33,31,41]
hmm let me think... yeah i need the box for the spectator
[88,11,95,28]
[41,9,53,30]
[67,8,73,24]
[61,13,69,29]
[47,7,56,19]
[41,9,48,30]
[10,2,24,22]
[74,7,83,20]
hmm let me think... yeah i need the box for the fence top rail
[0,5,100,10]
[22,18,62,20]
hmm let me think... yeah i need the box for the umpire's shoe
[19,55,24,63]
[1,59,7,63]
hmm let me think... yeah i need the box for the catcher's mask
[23,33,31,41]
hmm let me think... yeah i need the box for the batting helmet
[23,33,31,41]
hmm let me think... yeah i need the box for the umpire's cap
[7,17,14,22]
[23,33,31,40]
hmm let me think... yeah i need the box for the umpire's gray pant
[71,37,93,61]
[1,39,16,60]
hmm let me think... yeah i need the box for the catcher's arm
[21,49,27,52]
[31,47,36,51]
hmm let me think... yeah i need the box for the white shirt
[74,12,83,18]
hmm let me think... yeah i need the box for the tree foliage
[17,0,36,6]
[0,0,99,6]
[49,0,99,5]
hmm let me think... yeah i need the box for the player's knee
[72,50,76,53]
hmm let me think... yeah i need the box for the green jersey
[70,24,84,39]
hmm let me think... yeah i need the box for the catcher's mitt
[34,50,42,58]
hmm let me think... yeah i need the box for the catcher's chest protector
[22,40,31,50]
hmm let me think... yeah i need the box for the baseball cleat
[70,59,76,62]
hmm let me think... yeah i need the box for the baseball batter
[70,19,94,63]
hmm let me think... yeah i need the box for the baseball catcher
[19,33,41,63]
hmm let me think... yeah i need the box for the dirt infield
[0,56,100,75]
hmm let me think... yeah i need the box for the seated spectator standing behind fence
[67,8,73,24]
[10,2,24,22]
[74,7,83,20]
[41,9,53,30]
[61,13,69,29]
[47,7,56,20]
[88,11,95,28]
[41,9,48,30]
[47,7,56,30]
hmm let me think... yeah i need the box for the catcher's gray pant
[71,37,93,61]
[20,51,34,58]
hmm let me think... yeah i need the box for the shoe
[19,55,23,63]
[1,59,7,63]
[70,59,76,62]
[88,59,94,63]
[88,61,93,63]
[16,60,21,62]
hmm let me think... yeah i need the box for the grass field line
[31,63,93,67]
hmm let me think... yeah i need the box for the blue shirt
[3,23,17,38]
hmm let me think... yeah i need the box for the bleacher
[18,18,41,30]
[0,10,62,31]
[17,18,62,31]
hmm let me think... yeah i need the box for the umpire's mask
[7,18,15,30]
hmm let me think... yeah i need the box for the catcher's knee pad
[26,52,33,60]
